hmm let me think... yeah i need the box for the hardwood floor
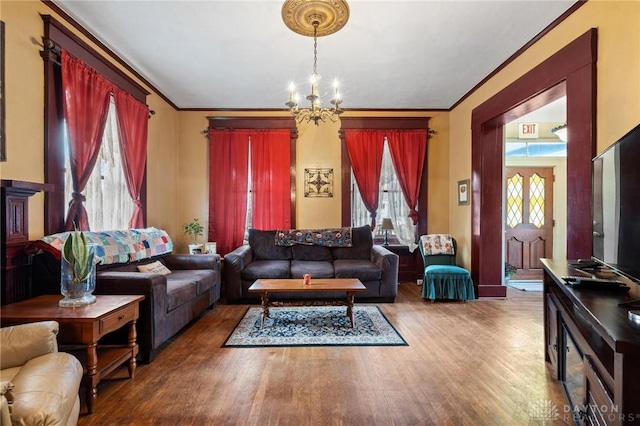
[77,283,572,425]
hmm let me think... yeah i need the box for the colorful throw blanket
[420,234,455,255]
[275,228,353,247]
[27,227,173,265]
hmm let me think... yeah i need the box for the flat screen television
[592,123,640,282]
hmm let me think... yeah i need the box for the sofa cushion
[165,278,199,312]
[331,226,373,260]
[242,260,291,281]
[249,229,292,260]
[290,260,335,278]
[333,259,382,281]
[168,269,216,295]
[292,245,333,261]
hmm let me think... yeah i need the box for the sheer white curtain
[351,139,416,250]
[64,97,134,231]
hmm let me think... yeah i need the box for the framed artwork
[457,179,470,205]
[0,21,5,162]
[204,242,217,255]
[304,168,333,197]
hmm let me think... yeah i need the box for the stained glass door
[505,167,554,280]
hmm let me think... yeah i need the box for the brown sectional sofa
[224,226,399,303]
[31,238,221,364]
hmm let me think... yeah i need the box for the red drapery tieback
[61,49,113,231]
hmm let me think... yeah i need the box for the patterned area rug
[223,306,407,347]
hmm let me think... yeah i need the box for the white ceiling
[51,0,578,110]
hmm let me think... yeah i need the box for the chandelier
[282,0,350,126]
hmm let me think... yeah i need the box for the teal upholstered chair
[418,234,475,301]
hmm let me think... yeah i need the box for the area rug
[507,280,543,291]
[223,306,407,347]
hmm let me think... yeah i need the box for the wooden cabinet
[383,244,421,283]
[542,259,640,425]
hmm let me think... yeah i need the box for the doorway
[471,29,596,297]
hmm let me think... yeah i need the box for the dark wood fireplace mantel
[1,179,54,304]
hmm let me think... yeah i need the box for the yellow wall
[4,1,637,262]
[0,1,180,240]
[448,0,640,268]
[177,110,448,253]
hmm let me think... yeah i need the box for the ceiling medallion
[282,0,350,125]
[282,0,350,37]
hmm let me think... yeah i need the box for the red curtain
[387,130,428,225]
[345,130,385,229]
[250,130,292,229]
[61,50,113,231]
[113,90,149,229]
[208,129,250,255]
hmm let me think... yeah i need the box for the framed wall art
[457,179,470,206]
[304,168,333,197]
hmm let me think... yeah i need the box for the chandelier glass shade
[282,0,349,126]
[551,123,568,142]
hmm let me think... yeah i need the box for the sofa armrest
[10,352,82,426]
[371,245,399,297]
[163,253,221,271]
[0,321,59,370]
[95,271,167,353]
[223,245,252,303]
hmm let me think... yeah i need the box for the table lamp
[380,218,394,246]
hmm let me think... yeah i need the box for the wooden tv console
[542,259,640,425]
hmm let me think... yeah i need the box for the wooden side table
[0,294,144,414]
[383,244,421,282]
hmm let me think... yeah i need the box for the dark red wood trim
[42,15,149,234]
[338,117,431,233]
[451,0,587,110]
[42,15,148,102]
[207,116,297,130]
[339,117,429,130]
[207,116,298,228]
[471,28,597,298]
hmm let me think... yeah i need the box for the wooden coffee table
[248,278,366,328]
[0,294,144,414]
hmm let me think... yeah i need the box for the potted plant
[59,228,97,307]
[182,218,205,254]
[505,263,517,281]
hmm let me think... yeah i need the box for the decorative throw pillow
[137,260,171,275]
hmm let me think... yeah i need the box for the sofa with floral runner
[28,227,221,364]
[224,225,399,303]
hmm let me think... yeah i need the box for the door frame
[471,29,597,297]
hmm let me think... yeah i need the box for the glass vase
[59,245,97,307]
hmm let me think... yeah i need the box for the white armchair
[0,321,83,426]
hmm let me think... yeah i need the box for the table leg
[260,292,270,328]
[127,319,138,379]
[84,342,99,414]
[346,291,356,328]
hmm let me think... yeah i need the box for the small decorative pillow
[137,260,171,275]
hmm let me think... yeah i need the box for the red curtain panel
[386,130,428,225]
[344,130,385,229]
[113,90,149,229]
[208,129,250,255]
[250,129,292,230]
[61,50,112,231]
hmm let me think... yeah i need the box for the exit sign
[519,123,539,139]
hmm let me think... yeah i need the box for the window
[351,139,409,243]
[63,98,133,231]
[43,15,149,234]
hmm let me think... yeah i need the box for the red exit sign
[519,123,539,139]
